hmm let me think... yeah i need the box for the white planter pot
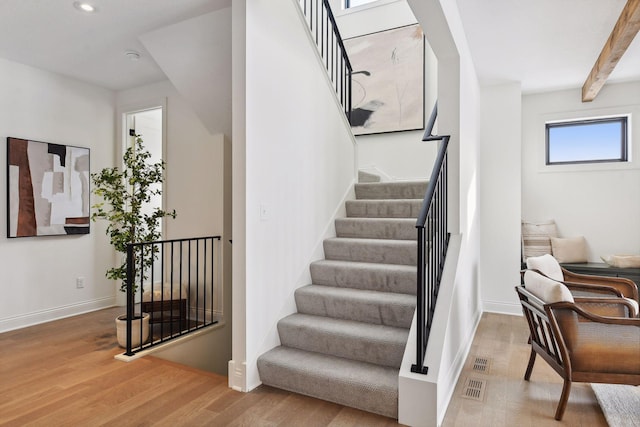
[115,313,150,348]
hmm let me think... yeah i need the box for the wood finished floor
[0,309,606,426]
[442,312,607,427]
[0,307,398,427]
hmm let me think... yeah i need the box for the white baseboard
[0,296,116,333]
[228,359,247,392]
[483,300,522,316]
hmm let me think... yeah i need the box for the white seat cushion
[524,270,574,303]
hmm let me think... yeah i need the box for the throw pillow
[550,236,588,263]
[522,220,558,260]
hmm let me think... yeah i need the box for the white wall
[139,7,232,138]
[0,58,116,332]
[480,83,522,315]
[117,80,233,375]
[522,82,640,262]
[400,0,483,425]
[335,0,439,180]
[230,0,356,392]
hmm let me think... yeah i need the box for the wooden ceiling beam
[582,0,640,102]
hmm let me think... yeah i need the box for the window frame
[545,116,629,166]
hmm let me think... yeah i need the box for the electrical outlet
[76,277,85,288]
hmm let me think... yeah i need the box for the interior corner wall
[240,0,356,391]
[0,57,116,333]
[480,83,522,315]
[522,82,640,262]
[116,80,232,374]
[335,0,439,180]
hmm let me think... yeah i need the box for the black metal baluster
[125,244,134,356]
[179,240,184,333]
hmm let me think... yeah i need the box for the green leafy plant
[91,134,176,293]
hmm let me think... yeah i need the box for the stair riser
[324,239,417,266]
[355,182,428,200]
[358,170,381,183]
[335,218,416,240]
[345,200,422,218]
[310,261,416,295]
[295,288,415,329]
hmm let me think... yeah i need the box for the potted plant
[91,134,176,348]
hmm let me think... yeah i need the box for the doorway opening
[124,107,165,236]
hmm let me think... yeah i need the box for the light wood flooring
[0,309,606,426]
[0,307,398,426]
[442,312,607,426]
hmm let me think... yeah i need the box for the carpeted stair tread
[278,313,408,368]
[257,346,398,418]
[310,260,416,295]
[355,180,428,200]
[295,284,415,328]
[335,217,416,240]
[346,199,423,218]
[323,237,417,266]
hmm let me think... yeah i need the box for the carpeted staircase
[257,177,428,419]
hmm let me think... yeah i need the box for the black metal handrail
[298,0,352,121]
[124,235,222,356]
[412,102,450,374]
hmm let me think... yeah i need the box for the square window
[545,117,628,165]
[344,0,378,9]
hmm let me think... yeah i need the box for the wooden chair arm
[547,301,640,325]
[561,268,639,302]
[563,281,623,297]
[523,268,628,299]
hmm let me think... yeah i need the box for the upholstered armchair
[526,254,639,307]
[516,270,640,420]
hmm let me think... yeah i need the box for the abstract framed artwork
[7,137,90,237]
[344,24,425,135]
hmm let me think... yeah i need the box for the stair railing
[124,235,222,356]
[298,0,352,121]
[412,102,451,374]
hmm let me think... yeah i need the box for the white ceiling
[0,0,638,95]
[0,0,231,91]
[456,0,640,94]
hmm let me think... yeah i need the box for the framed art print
[345,24,425,135]
[7,137,90,237]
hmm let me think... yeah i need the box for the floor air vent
[472,356,491,373]
[461,377,486,402]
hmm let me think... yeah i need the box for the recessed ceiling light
[73,2,97,13]
[125,50,141,61]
